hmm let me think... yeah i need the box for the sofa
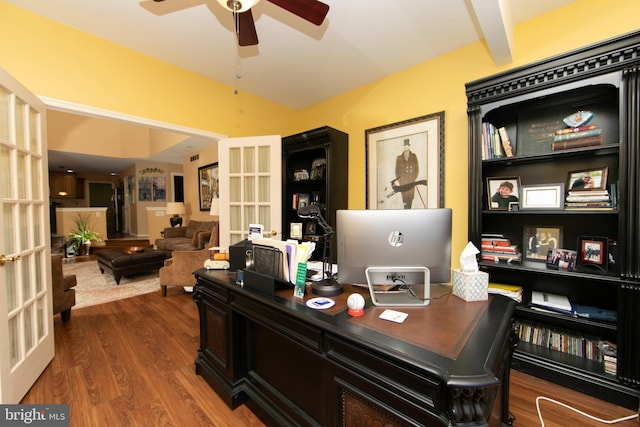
[155,220,218,252]
[159,226,220,296]
[51,254,77,321]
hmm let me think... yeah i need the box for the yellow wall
[2,0,640,265]
[294,0,640,263]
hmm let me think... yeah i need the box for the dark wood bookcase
[282,126,348,261]
[466,31,640,409]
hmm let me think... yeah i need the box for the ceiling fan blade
[236,9,259,46]
[267,0,329,26]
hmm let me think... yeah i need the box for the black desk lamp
[297,205,343,296]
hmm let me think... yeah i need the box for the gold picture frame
[365,112,445,209]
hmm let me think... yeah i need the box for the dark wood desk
[193,269,516,427]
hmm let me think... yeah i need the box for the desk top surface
[196,269,515,383]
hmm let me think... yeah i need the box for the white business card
[379,309,408,323]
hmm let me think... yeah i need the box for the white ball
[347,293,365,311]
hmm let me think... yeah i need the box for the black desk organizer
[241,243,291,297]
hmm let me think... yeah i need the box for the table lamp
[165,202,185,227]
[297,204,342,296]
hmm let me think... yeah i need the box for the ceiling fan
[151,0,330,46]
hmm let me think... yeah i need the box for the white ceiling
[6,0,575,174]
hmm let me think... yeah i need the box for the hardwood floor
[22,290,639,426]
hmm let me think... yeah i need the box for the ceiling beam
[469,0,513,66]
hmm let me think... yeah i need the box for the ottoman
[97,248,169,284]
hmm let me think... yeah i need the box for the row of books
[551,124,603,151]
[291,193,310,210]
[481,123,514,160]
[480,234,522,263]
[514,319,605,362]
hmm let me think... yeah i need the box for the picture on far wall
[365,111,445,210]
[138,176,151,202]
[198,162,219,211]
[152,176,166,201]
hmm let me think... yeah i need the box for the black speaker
[229,239,252,271]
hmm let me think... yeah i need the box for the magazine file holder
[365,266,430,307]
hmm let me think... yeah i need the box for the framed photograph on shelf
[290,222,303,239]
[198,162,219,211]
[576,235,608,272]
[567,167,608,191]
[545,248,577,270]
[520,183,565,210]
[487,177,521,210]
[304,222,317,235]
[365,111,445,209]
[523,225,562,262]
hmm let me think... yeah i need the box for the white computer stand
[365,266,431,306]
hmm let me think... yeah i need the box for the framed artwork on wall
[365,111,445,209]
[198,162,219,211]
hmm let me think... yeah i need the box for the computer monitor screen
[336,208,452,286]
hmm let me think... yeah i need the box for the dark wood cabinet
[193,269,516,426]
[466,31,640,409]
[282,126,348,261]
[49,172,84,199]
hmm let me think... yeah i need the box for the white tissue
[460,241,480,272]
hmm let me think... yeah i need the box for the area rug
[63,260,160,309]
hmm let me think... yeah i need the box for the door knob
[0,254,21,267]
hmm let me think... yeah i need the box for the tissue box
[452,269,488,302]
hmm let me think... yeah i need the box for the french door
[0,68,54,403]
[218,135,282,248]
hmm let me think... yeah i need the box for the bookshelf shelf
[467,31,640,409]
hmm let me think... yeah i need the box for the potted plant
[66,213,101,256]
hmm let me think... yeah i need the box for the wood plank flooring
[22,290,639,426]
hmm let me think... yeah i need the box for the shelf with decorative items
[466,31,640,409]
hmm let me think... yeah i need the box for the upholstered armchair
[159,221,219,296]
[51,254,77,321]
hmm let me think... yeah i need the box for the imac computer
[336,208,452,306]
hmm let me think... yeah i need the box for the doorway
[89,182,117,237]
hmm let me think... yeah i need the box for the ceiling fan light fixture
[216,0,260,13]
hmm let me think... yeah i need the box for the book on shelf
[567,189,609,196]
[555,124,597,135]
[481,237,512,247]
[565,194,610,202]
[480,252,522,263]
[488,282,523,302]
[552,128,601,141]
[292,193,311,209]
[498,127,514,157]
[551,135,602,151]
[481,244,519,254]
[529,291,572,314]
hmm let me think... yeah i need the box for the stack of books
[488,282,523,302]
[598,341,617,376]
[565,188,612,209]
[551,124,602,151]
[480,234,522,263]
[529,291,572,315]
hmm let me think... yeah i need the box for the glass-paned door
[0,68,53,403]
[218,136,282,249]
